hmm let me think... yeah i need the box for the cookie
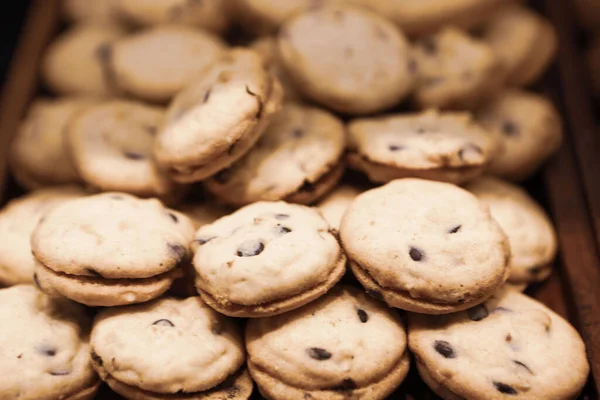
[412,27,501,110]
[475,89,563,181]
[90,296,251,399]
[347,110,498,185]
[317,184,362,230]
[154,48,283,183]
[340,179,510,314]
[42,24,124,96]
[250,36,302,101]
[9,97,100,190]
[116,0,230,34]
[277,4,414,115]
[0,285,99,400]
[408,287,589,400]
[205,103,345,206]
[354,0,511,37]
[62,0,118,23]
[110,26,226,103]
[67,100,181,201]
[0,187,85,286]
[467,177,558,286]
[482,4,558,87]
[192,201,346,317]
[31,193,195,306]
[246,285,410,400]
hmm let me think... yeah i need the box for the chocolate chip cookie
[347,110,498,185]
[317,184,362,230]
[154,48,283,183]
[246,285,411,400]
[0,285,99,400]
[413,27,501,110]
[409,287,589,400]
[31,193,195,306]
[278,4,414,115]
[475,89,563,181]
[205,103,345,206]
[467,177,557,286]
[340,178,510,314]
[192,201,346,317]
[91,296,251,399]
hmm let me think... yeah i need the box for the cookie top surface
[42,24,124,96]
[192,201,342,306]
[0,187,85,286]
[348,110,496,171]
[467,177,557,283]
[340,179,509,306]
[413,27,499,109]
[31,192,195,279]
[111,26,226,102]
[246,285,407,390]
[154,48,282,181]
[475,89,563,181]
[205,103,345,205]
[0,285,96,400]
[317,184,362,230]
[11,97,100,188]
[278,4,414,114]
[409,288,589,400]
[68,100,177,198]
[91,296,245,394]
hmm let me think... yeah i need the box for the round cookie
[467,177,557,286]
[250,36,302,101]
[482,4,558,87]
[67,100,180,200]
[412,27,501,110]
[205,103,345,206]
[347,110,498,185]
[116,0,230,34]
[192,201,346,317]
[353,0,512,37]
[42,24,124,96]
[91,296,251,399]
[62,0,118,23]
[408,288,589,400]
[31,193,195,306]
[10,97,100,189]
[340,179,510,314]
[277,4,414,115]
[475,89,563,181]
[110,26,226,103]
[0,187,85,286]
[154,48,283,183]
[246,285,411,400]
[0,285,99,400]
[317,184,362,230]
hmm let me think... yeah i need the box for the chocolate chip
[467,304,489,321]
[95,43,112,62]
[124,152,145,160]
[91,351,103,366]
[245,85,263,118]
[434,340,455,358]
[298,180,316,192]
[332,378,356,391]
[49,370,70,376]
[306,347,332,360]
[409,247,424,262]
[292,128,304,138]
[85,268,103,278]
[513,360,533,374]
[275,213,290,220]
[501,120,520,137]
[528,266,544,275]
[36,345,56,357]
[458,144,483,161]
[195,236,216,245]
[357,309,368,323]
[493,382,518,395]
[168,243,187,261]
[274,225,292,235]
[236,240,264,257]
[33,273,41,289]
[422,38,437,55]
[448,225,461,234]
[152,319,175,327]
[167,212,178,223]
[214,168,232,184]
[17,354,22,359]
[203,87,211,103]
[366,289,384,301]
[145,126,157,135]
[388,144,405,151]
[416,127,426,134]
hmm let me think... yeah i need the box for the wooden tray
[0,0,599,398]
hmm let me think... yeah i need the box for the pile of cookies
[0,0,591,399]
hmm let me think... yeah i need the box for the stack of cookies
[0,0,591,399]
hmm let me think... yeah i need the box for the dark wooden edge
[0,0,60,201]
[543,0,600,252]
